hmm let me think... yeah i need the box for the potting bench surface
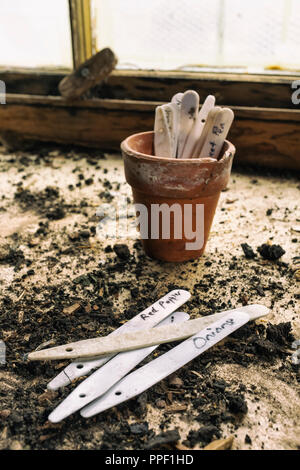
[0,144,299,450]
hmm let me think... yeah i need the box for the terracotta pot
[121,131,235,262]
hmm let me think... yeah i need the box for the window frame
[69,0,93,68]
[0,0,299,170]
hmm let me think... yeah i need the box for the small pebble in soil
[145,429,180,449]
[113,244,130,260]
[187,425,221,447]
[241,243,256,259]
[257,243,285,261]
[129,422,149,435]
[46,207,66,220]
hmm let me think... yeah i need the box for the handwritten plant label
[206,122,226,156]
[47,290,190,389]
[161,103,179,158]
[199,108,234,159]
[0,340,5,365]
[177,90,199,158]
[80,311,251,417]
[28,290,191,361]
[48,311,190,423]
[154,105,173,158]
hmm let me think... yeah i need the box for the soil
[0,143,299,450]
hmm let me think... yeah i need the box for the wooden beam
[0,94,299,170]
[97,70,300,110]
[0,70,64,96]
[1,69,300,109]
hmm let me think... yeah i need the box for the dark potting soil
[0,144,298,450]
[0,243,296,450]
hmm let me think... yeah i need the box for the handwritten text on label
[140,290,183,321]
[193,317,235,350]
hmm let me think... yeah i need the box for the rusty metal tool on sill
[59,47,117,100]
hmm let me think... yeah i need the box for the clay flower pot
[121,131,235,262]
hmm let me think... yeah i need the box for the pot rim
[121,130,235,164]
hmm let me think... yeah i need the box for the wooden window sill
[0,69,299,170]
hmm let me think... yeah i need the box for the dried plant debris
[203,435,234,450]
[0,143,299,450]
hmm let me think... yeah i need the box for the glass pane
[91,0,300,72]
[0,0,73,68]
[223,0,300,69]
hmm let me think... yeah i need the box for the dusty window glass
[0,0,72,68]
[91,0,300,72]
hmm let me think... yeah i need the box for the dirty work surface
[0,144,299,451]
